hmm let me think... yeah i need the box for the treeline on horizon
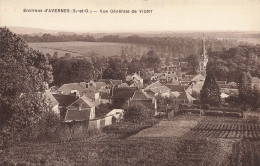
[20,33,246,58]
[20,32,260,83]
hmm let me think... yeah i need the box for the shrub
[124,104,154,123]
[95,103,112,118]
[29,111,60,141]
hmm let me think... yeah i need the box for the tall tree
[237,72,252,103]
[251,86,260,111]
[0,28,53,137]
[50,57,94,86]
[200,72,221,107]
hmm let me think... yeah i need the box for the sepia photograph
[0,0,260,165]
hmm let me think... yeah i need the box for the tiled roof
[165,84,186,92]
[67,96,95,109]
[111,88,136,99]
[95,82,107,89]
[132,91,151,100]
[132,73,142,80]
[53,94,77,107]
[98,79,122,86]
[149,86,170,94]
[80,87,99,96]
[145,90,156,98]
[144,81,162,90]
[111,80,122,86]
[58,82,86,94]
[191,74,205,82]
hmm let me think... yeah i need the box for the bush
[95,103,112,118]
[0,111,60,147]
[29,111,60,141]
[124,104,154,123]
[202,104,210,110]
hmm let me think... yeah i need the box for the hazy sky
[1,0,260,32]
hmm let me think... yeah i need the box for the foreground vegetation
[0,115,242,166]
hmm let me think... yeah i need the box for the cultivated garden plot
[185,117,260,139]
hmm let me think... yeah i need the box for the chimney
[111,86,114,96]
[73,92,78,99]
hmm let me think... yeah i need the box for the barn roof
[149,86,170,94]
[67,96,95,109]
[132,91,151,100]
[144,81,162,90]
[165,84,186,92]
[53,94,77,107]
[58,82,86,94]
[111,88,136,99]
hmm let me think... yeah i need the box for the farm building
[65,96,95,121]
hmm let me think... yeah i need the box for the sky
[0,0,260,32]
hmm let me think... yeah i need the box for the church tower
[198,37,208,76]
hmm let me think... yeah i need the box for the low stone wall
[88,114,123,131]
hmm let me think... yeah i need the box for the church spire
[202,33,206,57]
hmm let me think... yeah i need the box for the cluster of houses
[45,38,260,122]
[45,72,200,122]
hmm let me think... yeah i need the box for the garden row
[193,123,260,131]
[187,123,260,139]
[187,130,260,139]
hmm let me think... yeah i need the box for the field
[28,42,150,58]
[184,116,260,166]
[1,115,260,165]
[187,122,260,139]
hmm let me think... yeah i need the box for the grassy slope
[2,116,259,166]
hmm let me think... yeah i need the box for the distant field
[217,37,260,45]
[28,42,150,58]
[236,38,260,44]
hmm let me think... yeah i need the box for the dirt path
[130,115,203,138]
